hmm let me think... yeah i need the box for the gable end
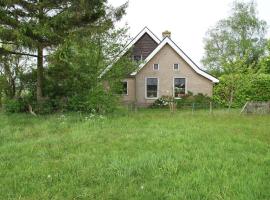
[132,33,159,60]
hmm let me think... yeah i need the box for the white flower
[141,185,144,190]
[47,175,51,179]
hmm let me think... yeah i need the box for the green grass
[0,109,269,199]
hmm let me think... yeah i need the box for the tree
[202,1,267,76]
[259,39,270,74]
[45,26,136,113]
[0,45,31,99]
[0,0,127,102]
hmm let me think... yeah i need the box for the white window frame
[173,63,180,71]
[122,80,128,96]
[153,63,159,71]
[173,77,187,99]
[145,77,159,99]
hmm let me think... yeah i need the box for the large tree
[259,39,270,74]
[202,1,267,76]
[0,45,30,99]
[45,26,135,113]
[0,0,126,102]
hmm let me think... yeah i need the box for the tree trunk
[3,61,15,98]
[37,45,44,102]
[228,89,234,110]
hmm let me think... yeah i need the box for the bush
[151,93,212,109]
[213,74,270,108]
[3,98,27,113]
[67,86,119,114]
[151,96,170,108]
[248,74,270,101]
[176,93,212,109]
[33,100,55,115]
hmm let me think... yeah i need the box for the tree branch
[0,48,37,57]
[0,41,17,45]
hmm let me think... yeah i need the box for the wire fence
[126,101,226,113]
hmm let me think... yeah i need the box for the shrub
[3,98,27,113]
[176,93,212,109]
[67,86,119,114]
[32,100,55,115]
[151,93,212,109]
[151,96,170,108]
[213,74,270,108]
[248,74,270,101]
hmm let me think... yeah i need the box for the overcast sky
[108,0,270,67]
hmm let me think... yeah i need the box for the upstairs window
[146,78,158,98]
[153,64,159,70]
[174,78,186,98]
[174,63,179,71]
[133,55,142,62]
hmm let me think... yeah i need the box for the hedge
[213,73,270,107]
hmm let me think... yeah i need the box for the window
[174,63,179,71]
[122,81,128,95]
[153,64,159,70]
[133,55,142,62]
[174,78,186,98]
[146,78,158,98]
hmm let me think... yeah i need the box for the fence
[241,101,270,114]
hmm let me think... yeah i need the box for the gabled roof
[131,37,219,83]
[99,27,160,78]
[100,27,219,83]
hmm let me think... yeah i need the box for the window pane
[153,64,159,70]
[174,78,185,97]
[147,78,158,98]
[123,82,127,95]
[174,64,179,70]
[134,55,142,62]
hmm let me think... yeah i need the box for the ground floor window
[174,78,186,98]
[122,81,128,95]
[146,78,158,98]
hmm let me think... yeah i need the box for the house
[101,27,219,107]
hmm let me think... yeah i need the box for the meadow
[0,109,269,199]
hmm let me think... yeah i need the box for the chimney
[162,30,171,38]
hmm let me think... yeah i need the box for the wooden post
[192,103,195,114]
[209,102,212,114]
[240,102,248,114]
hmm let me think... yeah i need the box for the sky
[108,0,270,67]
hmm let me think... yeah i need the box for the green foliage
[248,74,270,101]
[0,0,133,114]
[151,93,212,109]
[3,98,27,113]
[32,100,56,115]
[0,46,29,100]
[0,1,124,49]
[176,93,212,109]
[259,39,270,74]
[67,86,118,114]
[0,0,127,102]
[151,96,170,108]
[0,75,5,106]
[213,74,270,107]
[202,1,267,76]
[43,28,135,114]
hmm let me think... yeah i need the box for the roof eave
[131,37,219,83]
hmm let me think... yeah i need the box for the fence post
[209,102,212,114]
[192,103,195,114]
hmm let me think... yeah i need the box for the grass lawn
[0,109,269,199]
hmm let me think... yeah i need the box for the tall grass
[0,110,269,199]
